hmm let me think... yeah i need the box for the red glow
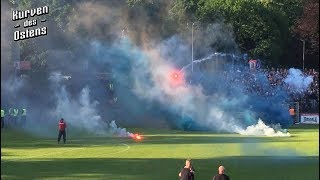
[130,133,143,141]
[169,70,185,86]
[136,135,142,140]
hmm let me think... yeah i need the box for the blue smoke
[284,68,313,93]
[82,36,294,133]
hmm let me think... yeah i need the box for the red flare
[136,135,142,140]
[169,70,185,86]
[130,133,143,141]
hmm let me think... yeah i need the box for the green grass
[1,125,319,180]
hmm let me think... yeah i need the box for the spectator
[221,66,319,113]
[178,159,194,180]
[213,165,230,180]
[1,109,4,128]
[58,118,67,144]
[190,161,196,180]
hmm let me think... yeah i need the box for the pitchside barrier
[300,113,319,124]
[289,101,319,125]
[288,102,302,125]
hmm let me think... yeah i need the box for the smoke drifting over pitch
[46,72,133,137]
[81,36,297,136]
[1,1,313,137]
[284,68,313,93]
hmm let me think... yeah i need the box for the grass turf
[1,125,319,180]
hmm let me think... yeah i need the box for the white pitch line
[1,143,130,164]
[107,143,130,155]
[1,147,85,164]
[93,143,130,157]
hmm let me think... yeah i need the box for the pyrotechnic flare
[129,133,143,141]
[169,69,185,87]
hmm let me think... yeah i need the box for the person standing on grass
[1,109,4,128]
[20,108,27,128]
[178,159,195,180]
[213,165,230,180]
[289,106,296,124]
[189,162,195,180]
[58,118,67,144]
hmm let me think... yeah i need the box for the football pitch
[1,125,319,180]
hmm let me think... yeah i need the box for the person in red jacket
[58,118,67,144]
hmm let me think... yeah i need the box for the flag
[249,59,257,69]
[15,61,31,70]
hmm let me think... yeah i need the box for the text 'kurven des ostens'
[12,6,49,41]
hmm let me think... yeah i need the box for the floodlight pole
[191,23,194,73]
[302,40,305,71]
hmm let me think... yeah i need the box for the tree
[9,0,71,30]
[171,0,304,65]
[293,1,319,54]
[195,0,288,64]
[9,0,72,73]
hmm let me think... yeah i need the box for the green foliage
[10,0,71,30]
[127,0,155,7]
[265,0,303,30]
[293,1,319,55]
[45,0,71,30]
[7,0,311,68]
[196,0,231,22]
[28,50,49,72]
[171,0,304,65]
[9,0,72,73]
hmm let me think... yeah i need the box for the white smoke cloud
[1,77,26,95]
[67,1,124,38]
[236,119,290,137]
[109,120,133,137]
[49,72,132,137]
[1,1,13,66]
[1,77,27,107]
[284,68,313,93]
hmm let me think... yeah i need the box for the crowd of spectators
[223,67,319,113]
[264,67,318,113]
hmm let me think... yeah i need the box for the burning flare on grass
[129,133,143,141]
